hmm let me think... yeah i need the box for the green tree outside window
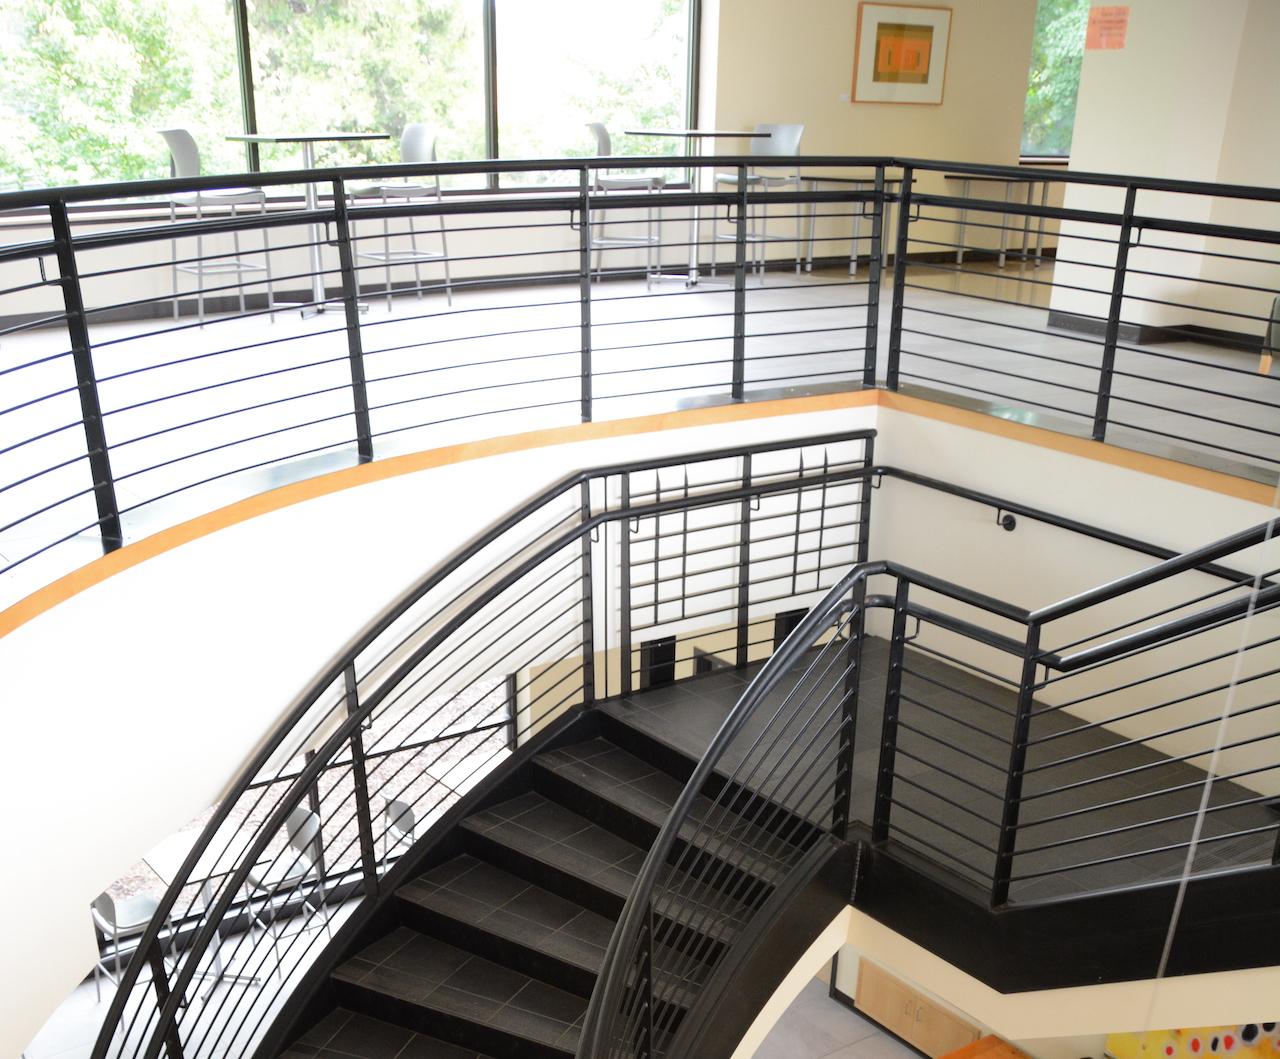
[1021,0,1090,158]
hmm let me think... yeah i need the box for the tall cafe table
[622,129,768,286]
[144,828,267,997]
[227,132,391,315]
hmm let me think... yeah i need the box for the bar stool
[349,124,453,310]
[586,123,665,288]
[158,129,275,324]
[712,123,805,280]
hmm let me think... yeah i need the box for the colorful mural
[1107,1026,1280,1059]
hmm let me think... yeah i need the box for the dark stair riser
[530,761,779,909]
[331,978,573,1059]
[394,893,599,999]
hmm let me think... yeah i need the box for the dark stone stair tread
[398,854,614,975]
[281,1008,494,1059]
[535,738,801,882]
[334,926,585,1055]
[398,854,707,1008]
[459,791,750,942]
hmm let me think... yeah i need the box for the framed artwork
[852,3,952,105]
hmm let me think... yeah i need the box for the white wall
[1050,0,1280,334]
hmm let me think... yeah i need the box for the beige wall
[1051,0,1280,334]
[703,0,1039,260]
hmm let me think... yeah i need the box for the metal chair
[158,128,275,324]
[382,799,417,867]
[91,891,170,1002]
[246,806,331,979]
[711,123,806,280]
[585,123,665,288]
[349,124,453,310]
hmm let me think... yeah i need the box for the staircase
[280,708,827,1059]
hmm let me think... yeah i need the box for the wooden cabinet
[855,960,982,1059]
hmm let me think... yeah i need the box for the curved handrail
[89,429,876,1059]
[577,560,887,1058]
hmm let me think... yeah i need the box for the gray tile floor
[753,976,916,1059]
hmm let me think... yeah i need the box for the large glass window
[495,0,689,179]
[0,0,243,187]
[247,0,486,177]
[1020,0,1090,159]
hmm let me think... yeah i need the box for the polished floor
[2,254,1277,611]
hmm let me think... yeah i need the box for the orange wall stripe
[2,387,1272,642]
[0,391,876,640]
[877,391,1278,506]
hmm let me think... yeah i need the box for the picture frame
[852,3,953,105]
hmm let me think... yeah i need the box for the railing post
[147,943,186,1059]
[331,179,374,463]
[833,579,867,841]
[735,453,753,668]
[578,168,593,423]
[641,902,655,1057]
[857,434,875,563]
[732,164,749,401]
[620,472,634,696]
[862,165,885,387]
[872,577,910,842]
[50,201,123,552]
[344,664,381,898]
[885,164,913,392]
[991,623,1040,907]
[1093,184,1137,442]
[580,480,596,706]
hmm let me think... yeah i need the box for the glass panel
[1020,0,1090,158]
[0,0,243,188]
[247,0,486,188]
[495,0,689,185]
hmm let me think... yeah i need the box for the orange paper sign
[1086,5,1129,49]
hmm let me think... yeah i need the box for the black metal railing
[3,154,1278,612]
[86,429,877,1059]
[580,509,1279,1057]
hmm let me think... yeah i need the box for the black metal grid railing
[3,154,1278,614]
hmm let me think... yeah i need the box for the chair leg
[794,170,803,274]
[232,202,246,315]
[710,178,720,278]
[381,192,393,312]
[435,186,453,306]
[170,201,179,321]
[260,198,275,321]
[195,199,206,326]
[94,960,102,1003]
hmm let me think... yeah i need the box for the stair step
[398,853,707,1008]
[533,737,804,885]
[333,926,586,1059]
[458,791,751,945]
[282,1007,495,1059]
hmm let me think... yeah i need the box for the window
[247,0,486,179]
[494,0,690,181]
[0,0,697,190]
[0,0,243,187]
[1020,0,1090,159]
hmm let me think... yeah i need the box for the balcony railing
[1,154,1278,612]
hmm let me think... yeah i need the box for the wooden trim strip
[2,387,1272,641]
[0,391,875,639]
[877,391,1279,506]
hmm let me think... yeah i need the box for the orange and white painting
[853,3,952,105]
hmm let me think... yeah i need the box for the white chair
[91,891,173,1002]
[586,123,665,288]
[712,123,805,280]
[382,799,417,867]
[349,124,453,310]
[246,806,331,979]
[158,128,275,325]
